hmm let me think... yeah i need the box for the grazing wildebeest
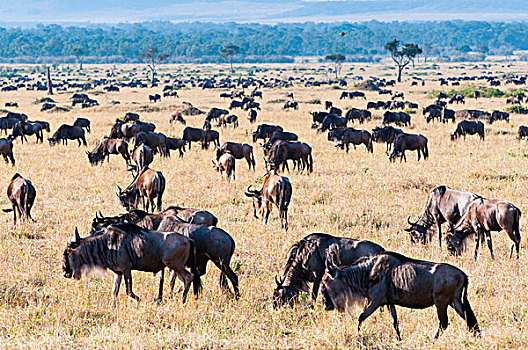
[156,217,238,297]
[216,142,255,170]
[245,170,292,230]
[149,94,161,102]
[446,198,521,259]
[48,125,87,147]
[62,224,201,305]
[474,91,481,99]
[389,133,428,162]
[310,111,331,125]
[489,111,509,124]
[273,233,384,308]
[345,108,371,124]
[182,127,205,150]
[264,131,298,153]
[371,126,403,152]
[442,108,456,123]
[451,120,485,141]
[383,111,411,127]
[202,129,220,150]
[135,131,168,156]
[252,124,283,143]
[405,186,480,246]
[218,114,239,128]
[328,106,342,116]
[321,250,480,340]
[2,173,36,225]
[169,111,186,125]
[283,101,298,110]
[34,120,50,133]
[87,137,130,165]
[117,167,166,212]
[73,117,91,133]
[340,91,365,99]
[207,108,229,122]
[213,151,236,182]
[11,121,43,143]
[202,120,212,130]
[518,125,528,140]
[335,128,373,153]
[0,137,15,165]
[131,143,153,171]
[449,94,465,104]
[166,137,186,157]
[318,115,347,132]
[423,104,443,123]
[248,109,257,123]
[251,90,262,99]
[325,101,333,109]
[229,100,244,110]
[269,141,313,173]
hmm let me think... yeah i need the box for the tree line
[0,20,526,63]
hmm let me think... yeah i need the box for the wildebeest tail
[24,183,35,222]
[462,275,480,335]
[278,178,291,217]
[368,135,373,153]
[156,173,165,212]
[250,148,256,169]
[423,141,429,159]
[188,239,202,297]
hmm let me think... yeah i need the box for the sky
[1,0,528,25]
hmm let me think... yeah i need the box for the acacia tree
[140,47,169,87]
[220,45,240,73]
[325,53,346,80]
[71,46,85,70]
[384,39,422,82]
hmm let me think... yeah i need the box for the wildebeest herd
[1,62,527,346]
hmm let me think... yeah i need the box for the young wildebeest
[149,94,161,103]
[87,137,130,166]
[213,151,236,182]
[446,198,521,259]
[73,117,91,133]
[0,137,15,166]
[117,167,166,212]
[157,216,239,298]
[244,170,292,230]
[322,250,480,340]
[518,125,528,140]
[216,142,255,170]
[389,133,428,162]
[62,224,201,306]
[273,233,384,308]
[371,125,403,153]
[269,141,313,173]
[451,120,485,141]
[48,124,87,147]
[166,137,186,157]
[2,173,36,225]
[405,185,480,246]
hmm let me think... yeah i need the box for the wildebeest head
[62,227,82,279]
[272,275,300,308]
[116,184,137,210]
[86,150,104,165]
[244,185,263,219]
[445,225,469,256]
[404,216,429,245]
[48,137,57,146]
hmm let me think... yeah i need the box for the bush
[506,105,528,114]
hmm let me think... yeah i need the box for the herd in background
[0,67,526,341]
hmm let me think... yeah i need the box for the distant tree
[220,45,240,73]
[71,46,85,70]
[422,43,433,63]
[457,45,472,53]
[140,47,169,87]
[325,53,346,79]
[384,39,422,82]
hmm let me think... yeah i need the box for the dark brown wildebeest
[203,119,212,130]
[216,142,255,170]
[48,125,87,147]
[87,137,130,166]
[168,111,186,125]
[456,109,490,120]
[244,170,292,230]
[149,94,161,102]
[389,133,428,162]
[117,167,166,212]
[0,116,20,135]
[451,120,485,141]
[248,109,257,123]
[474,91,481,99]
[131,144,154,172]
[328,106,342,116]
[218,114,238,128]
[340,91,365,99]
[283,101,298,110]
[213,151,236,182]
[62,224,201,305]
[325,101,333,109]
[156,217,239,297]
[252,124,283,143]
[206,108,229,122]
[73,117,91,133]
[335,128,373,153]
[345,108,371,124]
[423,104,443,123]
[489,111,509,124]
[442,108,456,123]
[202,129,220,150]
[321,250,480,340]
[34,120,50,133]
[134,131,168,156]
[383,111,411,127]
[263,131,298,154]
[166,137,186,157]
[2,173,36,225]
[182,127,205,150]
[11,121,43,143]
[518,125,528,140]
[273,233,384,308]
[405,185,480,246]
[371,125,403,152]
[0,137,15,165]
[446,198,521,259]
[318,115,347,132]
[229,100,244,110]
[449,94,465,104]
[269,141,313,173]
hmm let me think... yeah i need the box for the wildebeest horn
[69,227,81,244]
[275,275,283,286]
[407,216,417,226]
[116,184,122,193]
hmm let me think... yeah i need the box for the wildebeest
[117,167,166,212]
[135,131,168,156]
[489,111,509,124]
[273,233,384,308]
[229,100,244,110]
[73,117,91,133]
[252,124,283,143]
[321,250,480,340]
[318,115,347,132]
[131,143,153,171]
[264,131,298,153]
[206,108,228,122]
[389,133,428,162]
[283,101,298,110]
[269,141,313,173]
[345,108,371,124]
[11,121,43,143]
[518,125,528,140]
[182,127,205,150]
[446,198,521,259]
[371,126,403,152]
[156,217,239,297]
[62,224,201,305]
[168,111,186,125]
[218,114,239,128]
[383,111,411,127]
[48,125,87,147]
[333,128,373,153]
[442,108,456,123]
[216,142,255,170]
[244,170,292,230]
[213,151,235,182]
[34,120,50,133]
[0,137,15,165]
[449,94,465,104]
[87,137,130,166]
[340,91,365,99]
[149,94,161,102]
[202,129,220,149]
[248,109,257,123]
[2,173,36,225]
[451,120,485,141]
[405,186,480,246]
[166,137,186,157]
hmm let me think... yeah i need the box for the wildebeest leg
[112,274,122,307]
[483,230,494,259]
[11,203,17,226]
[388,305,401,341]
[213,259,239,298]
[473,230,481,260]
[264,202,272,224]
[156,268,164,302]
[171,268,193,304]
[311,274,323,301]
[357,301,382,333]
[417,149,421,161]
[434,302,449,339]
[123,270,140,302]
[437,221,443,247]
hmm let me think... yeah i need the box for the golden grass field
[0,61,527,349]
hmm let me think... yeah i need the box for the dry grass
[0,62,527,349]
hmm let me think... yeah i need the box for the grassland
[0,62,527,349]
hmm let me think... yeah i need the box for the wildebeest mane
[280,239,312,289]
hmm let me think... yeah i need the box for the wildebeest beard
[63,233,113,280]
